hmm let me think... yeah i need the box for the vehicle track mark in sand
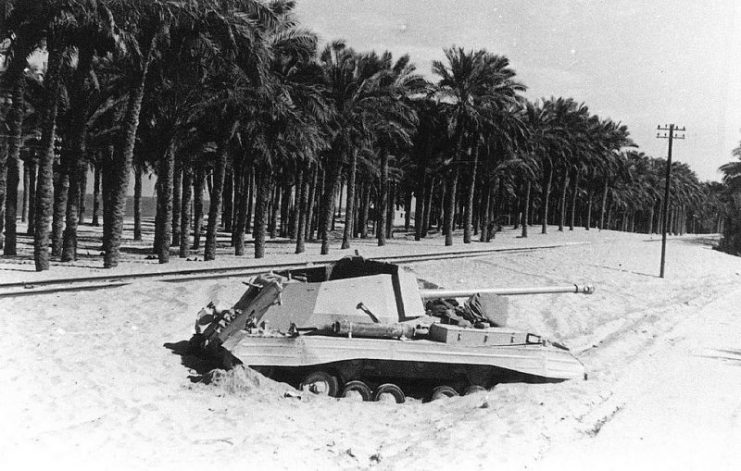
[585,403,625,437]
[696,348,741,364]
[532,284,741,470]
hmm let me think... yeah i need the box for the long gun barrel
[419,284,595,299]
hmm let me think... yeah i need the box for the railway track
[0,242,585,298]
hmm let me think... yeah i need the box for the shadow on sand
[164,339,227,382]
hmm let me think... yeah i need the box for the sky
[295,0,741,182]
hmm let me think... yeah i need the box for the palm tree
[595,118,633,230]
[433,47,525,245]
[2,0,43,256]
[102,0,179,268]
[61,0,119,262]
[367,53,422,248]
[520,99,559,234]
[262,3,328,255]
[197,1,276,261]
[409,98,447,241]
[140,18,224,263]
[26,1,75,271]
[316,40,356,254]
[567,113,601,231]
[476,101,529,241]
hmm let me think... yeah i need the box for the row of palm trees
[718,143,741,254]
[0,0,728,271]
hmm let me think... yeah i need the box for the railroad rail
[0,242,585,298]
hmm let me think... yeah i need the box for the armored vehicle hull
[193,256,591,402]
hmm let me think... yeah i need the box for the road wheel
[430,385,459,401]
[342,380,373,401]
[373,383,406,404]
[300,371,339,397]
[464,385,487,396]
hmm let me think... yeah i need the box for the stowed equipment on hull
[192,256,594,402]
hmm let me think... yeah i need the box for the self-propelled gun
[190,256,594,403]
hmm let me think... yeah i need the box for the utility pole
[656,124,685,278]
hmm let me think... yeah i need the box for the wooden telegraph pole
[656,124,685,278]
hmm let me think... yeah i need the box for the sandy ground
[2,225,741,470]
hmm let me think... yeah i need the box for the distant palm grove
[0,1,736,272]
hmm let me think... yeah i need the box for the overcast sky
[296,0,741,182]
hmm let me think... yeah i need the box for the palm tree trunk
[360,182,371,239]
[479,180,492,242]
[51,165,69,257]
[473,186,480,236]
[103,38,156,268]
[153,179,163,254]
[320,151,342,254]
[423,177,434,238]
[377,150,389,246]
[192,165,204,249]
[289,169,301,240]
[569,170,579,231]
[204,140,228,261]
[585,189,593,231]
[463,146,479,243]
[222,168,233,232]
[171,160,181,247]
[232,167,242,240]
[353,185,360,237]
[234,159,249,256]
[34,46,63,271]
[156,142,175,263]
[558,170,569,232]
[25,160,36,236]
[341,149,358,249]
[3,153,19,255]
[254,166,270,259]
[488,186,499,241]
[269,177,280,239]
[541,161,553,235]
[387,183,395,239]
[444,166,459,246]
[62,160,85,262]
[78,166,87,225]
[312,166,325,241]
[0,151,6,250]
[354,179,364,238]
[279,180,291,238]
[92,162,101,226]
[404,189,412,232]
[245,165,254,234]
[415,175,426,241]
[599,178,609,230]
[20,161,28,223]
[179,166,192,258]
[521,180,531,238]
[295,164,310,254]
[334,181,343,232]
[3,67,25,256]
[133,164,143,240]
[305,164,318,241]
[61,47,94,262]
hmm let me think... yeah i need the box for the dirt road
[535,284,741,471]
